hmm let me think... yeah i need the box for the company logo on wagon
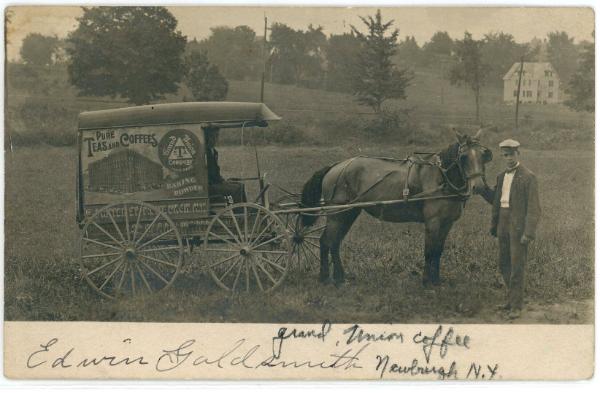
[158,129,200,172]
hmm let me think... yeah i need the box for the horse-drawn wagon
[77,102,323,299]
[77,101,493,300]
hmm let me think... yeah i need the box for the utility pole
[260,16,267,103]
[515,56,524,131]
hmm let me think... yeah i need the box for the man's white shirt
[500,163,520,208]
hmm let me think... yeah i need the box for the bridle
[439,140,492,194]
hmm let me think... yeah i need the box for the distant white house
[502,62,561,104]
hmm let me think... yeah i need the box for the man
[204,127,246,204]
[482,139,541,319]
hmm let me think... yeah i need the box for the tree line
[13,6,594,114]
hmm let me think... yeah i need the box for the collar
[505,162,520,174]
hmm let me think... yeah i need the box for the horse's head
[454,128,493,195]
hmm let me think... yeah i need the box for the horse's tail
[300,164,334,227]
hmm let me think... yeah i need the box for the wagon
[77,102,323,299]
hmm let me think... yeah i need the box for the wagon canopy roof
[78,102,281,130]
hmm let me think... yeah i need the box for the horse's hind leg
[329,209,360,285]
[319,232,331,283]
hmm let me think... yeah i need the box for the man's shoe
[508,309,521,320]
[496,303,511,311]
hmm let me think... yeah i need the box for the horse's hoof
[334,280,345,288]
[319,275,331,284]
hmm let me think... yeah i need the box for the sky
[4,5,595,61]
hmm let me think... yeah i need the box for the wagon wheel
[79,201,183,300]
[203,202,291,293]
[281,213,325,271]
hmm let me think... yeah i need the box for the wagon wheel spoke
[138,253,178,268]
[82,252,121,260]
[303,224,326,235]
[252,233,286,250]
[255,253,286,274]
[98,260,125,291]
[83,237,122,251]
[245,261,250,292]
[207,252,239,270]
[91,222,124,247]
[229,209,245,244]
[135,262,153,294]
[124,204,131,242]
[116,262,129,296]
[206,230,239,248]
[138,260,170,285]
[107,210,127,244]
[253,256,278,285]
[250,258,265,292]
[216,216,243,246]
[137,246,180,253]
[254,249,287,255]
[250,216,276,247]
[304,239,320,249]
[130,263,136,296]
[86,255,122,276]
[205,248,240,253]
[138,228,174,250]
[219,257,242,282]
[135,212,162,246]
[243,206,249,243]
[248,209,264,241]
[131,204,143,242]
[303,242,321,262]
[231,261,244,292]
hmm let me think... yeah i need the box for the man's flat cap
[499,139,520,149]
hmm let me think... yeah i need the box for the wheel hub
[240,246,251,256]
[125,247,137,261]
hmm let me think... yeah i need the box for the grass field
[4,141,594,323]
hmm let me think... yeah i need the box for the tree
[546,31,579,84]
[423,31,454,56]
[481,32,528,85]
[449,32,490,121]
[66,7,187,105]
[20,33,59,66]
[350,10,412,113]
[325,33,362,92]
[565,35,594,112]
[269,23,327,86]
[200,26,262,81]
[395,35,422,68]
[185,51,228,101]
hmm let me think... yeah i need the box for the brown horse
[300,130,492,286]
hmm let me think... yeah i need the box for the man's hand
[520,234,533,244]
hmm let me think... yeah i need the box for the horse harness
[325,141,491,207]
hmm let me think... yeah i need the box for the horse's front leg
[423,219,453,286]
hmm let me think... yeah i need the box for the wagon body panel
[78,123,210,235]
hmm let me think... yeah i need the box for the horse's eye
[482,149,493,163]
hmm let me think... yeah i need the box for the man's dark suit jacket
[484,165,541,239]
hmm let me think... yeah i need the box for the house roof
[502,62,558,80]
[78,102,281,130]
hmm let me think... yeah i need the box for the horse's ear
[453,128,467,144]
[474,128,483,140]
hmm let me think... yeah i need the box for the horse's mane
[437,141,467,190]
[438,142,460,169]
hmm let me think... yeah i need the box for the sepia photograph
[2,2,595,381]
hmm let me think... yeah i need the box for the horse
[299,129,493,287]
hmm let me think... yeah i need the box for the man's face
[501,148,519,168]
